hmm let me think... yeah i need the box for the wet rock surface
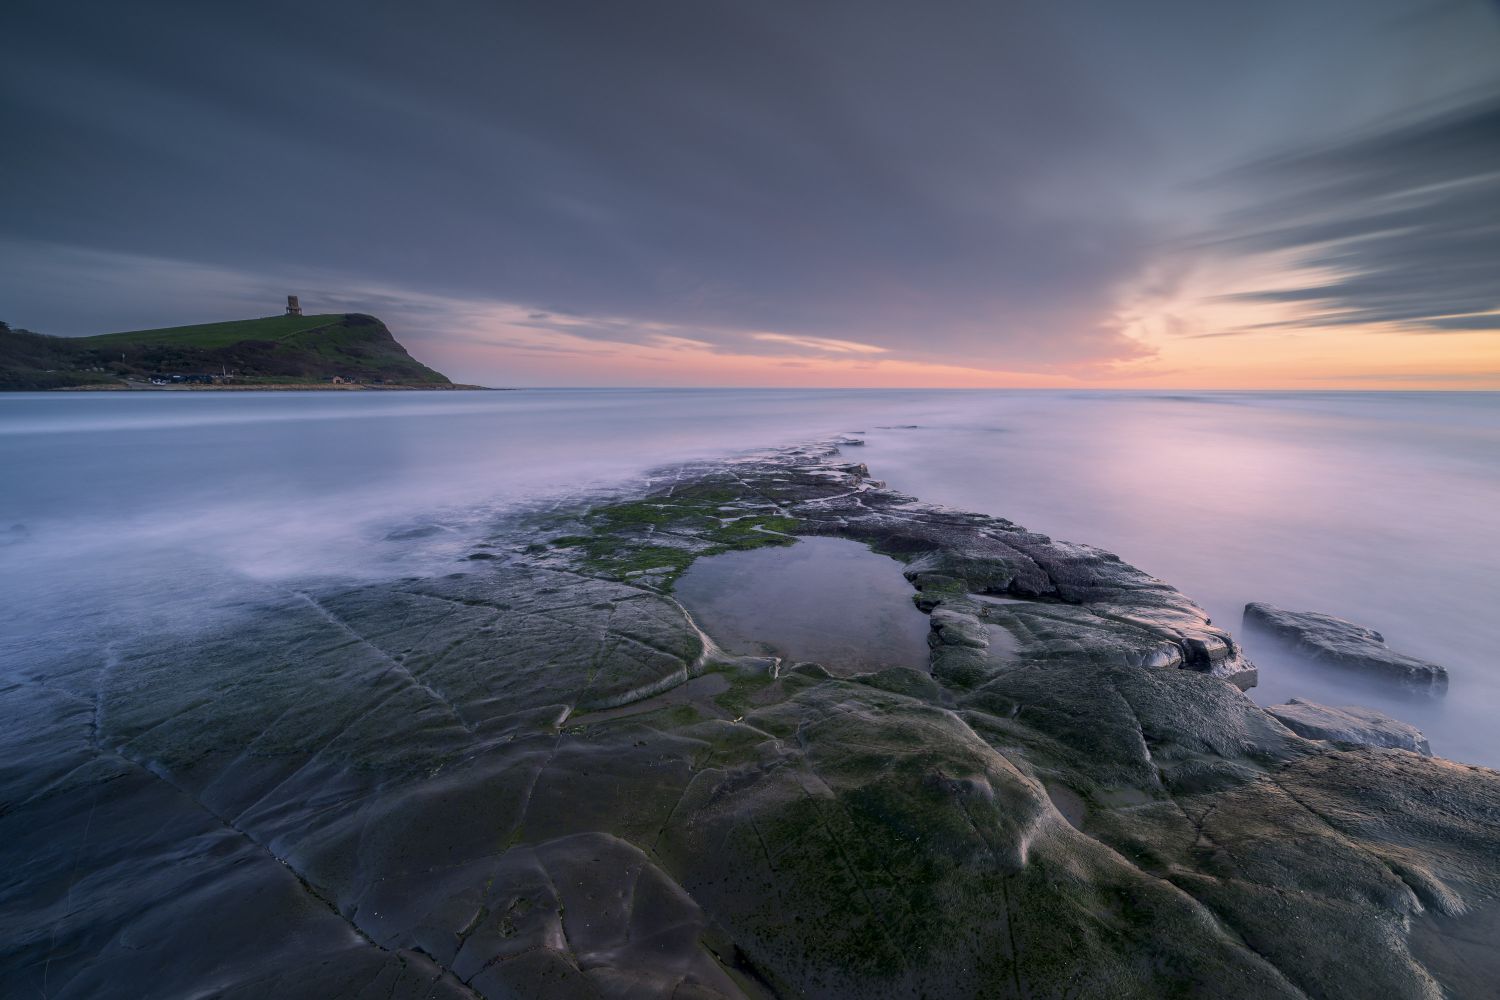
[3,443,1497,999]
[1269,698,1432,755]
[1243,601,1450,693]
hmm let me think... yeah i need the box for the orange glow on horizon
[412,316,1500,391]
[389,276,1500,391]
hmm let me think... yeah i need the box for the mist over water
[857,391,1500,765]
[3,389,1497,764]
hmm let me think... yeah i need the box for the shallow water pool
[674,536,932,675]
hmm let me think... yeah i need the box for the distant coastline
[51,381,501,392]
[0,310,472,391]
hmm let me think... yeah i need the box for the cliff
[0,313,454,388]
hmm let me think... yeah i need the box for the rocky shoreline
[48,381,499,391]
[3,440,1497,998]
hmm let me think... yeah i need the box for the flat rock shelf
[1243,601,1450,694]
[3,441,1497,999]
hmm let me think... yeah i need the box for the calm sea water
[3,389,1497,763]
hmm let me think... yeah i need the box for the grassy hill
[0,313,455,389]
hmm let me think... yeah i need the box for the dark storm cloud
[0,0,1156,364]
[1213,96,1500,331]
[2,0,1498,370]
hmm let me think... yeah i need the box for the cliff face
[0,313,453,388]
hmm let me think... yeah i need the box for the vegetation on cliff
[0,313,453,388]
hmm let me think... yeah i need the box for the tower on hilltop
[286,295,302,316]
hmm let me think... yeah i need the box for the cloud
[0,240,1064,385]
[0,0,1168,370]
[1208,95,1500,332]
[647,334,717,351]
[4,0,1498,381]
[1419,313,1500,332]
[751,333,886,355]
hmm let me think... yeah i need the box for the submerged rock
[1243,601,1449,693]
[3,443,1496,999]
[1269,698,1432,755]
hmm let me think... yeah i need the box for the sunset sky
[3,0,1498,388]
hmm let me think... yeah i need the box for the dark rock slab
[1269,698,1432,755]
[1243,601,1449,693]
[4,442,1497,999]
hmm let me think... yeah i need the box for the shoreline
[5,437,1495,997]
[40,381,503,391]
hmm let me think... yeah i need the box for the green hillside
[0,313,455,389]
[83,313,342,348]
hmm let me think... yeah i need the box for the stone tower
[286,295,302,316]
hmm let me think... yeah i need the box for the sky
[2,0,1498,388]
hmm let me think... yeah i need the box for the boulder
[1243,601,1448,693]
[1269,698,1432,754]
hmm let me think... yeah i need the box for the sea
[3,389,1497,764]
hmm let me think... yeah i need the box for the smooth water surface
[857,392,1500,764]
[674,537,932,674]
[3,388,1497,763]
